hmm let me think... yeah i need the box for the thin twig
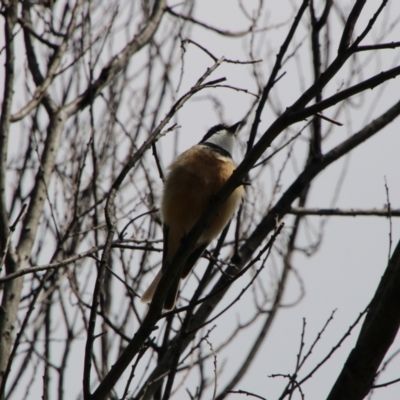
[356,41,400,52]
[315,113,343,126]
[228,390,267,400]
[372,376,400,389]
[205,338,218,400]
[299,308,368,386]
[384,177,393,261]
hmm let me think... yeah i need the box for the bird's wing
[162,223,170,270]
[163,272,181,311]
[181,242,209,279]
[163,243,209,310]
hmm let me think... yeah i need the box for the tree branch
[327,239,400,400]
[246,0,309,151]
[87,57,226,400]
[135,96,400,398]
[65,0,167,117]
[288,207,400,217]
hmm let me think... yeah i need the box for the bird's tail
[141,244,209,309]
[141,269,162,304]
[163,273,181,311]
[141,267,181,311]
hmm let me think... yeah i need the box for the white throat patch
[204,129,235,155]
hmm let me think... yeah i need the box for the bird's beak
[228,120,245,135]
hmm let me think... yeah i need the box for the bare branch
[338,0,366,54]
[247,0,309,151]
[182,38,262,64]
[327,239,400,399]
[0,243,104,283]
[288,207,400,217]
[0,204,27,274]
[1,3,400,399]
[167,7,273,37]
[89,57,227,400]
[65,0,167,117]
[228,390,267,400]
[356,41,400,52]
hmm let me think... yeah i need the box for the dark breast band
[201,142,232,159]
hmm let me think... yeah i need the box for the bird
[141,121,245,310]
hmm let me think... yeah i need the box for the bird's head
[200,121,245,156]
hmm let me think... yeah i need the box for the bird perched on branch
[141,121,245,310]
